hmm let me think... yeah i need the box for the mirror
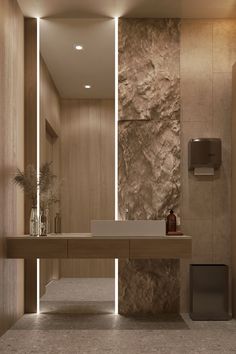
[39,18,115,313]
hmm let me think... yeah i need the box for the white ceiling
[40,19,114,99]
[18,0,236,99]
[17,0,236,19]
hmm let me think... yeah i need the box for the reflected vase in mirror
[30,207,39,236]
[54,212,61,234]
[40,208,49,236]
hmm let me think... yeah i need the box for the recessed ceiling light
[74,44,83,51]
[85,85,91,89]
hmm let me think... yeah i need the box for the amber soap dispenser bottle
[166,209,176,234]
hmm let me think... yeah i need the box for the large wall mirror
[39,18,115,313]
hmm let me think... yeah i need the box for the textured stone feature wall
[118,19,181,315]
[118,19,181,220]
[119,259,180,315]
[118,18,234,315]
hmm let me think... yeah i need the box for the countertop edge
[6,233,192,240]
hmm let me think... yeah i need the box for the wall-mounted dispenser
[188,138,222,176]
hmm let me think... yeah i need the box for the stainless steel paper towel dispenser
[188,138,221,175]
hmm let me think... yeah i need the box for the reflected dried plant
[40,162,56,194]
[40,178,62,210]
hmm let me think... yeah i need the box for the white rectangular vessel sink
[91,220,166,237]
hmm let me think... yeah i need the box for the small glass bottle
[30,207,38,236]
[40,209,47,236]
[166,209,176,233]
[45,208,50,234]
[54,213,61,234]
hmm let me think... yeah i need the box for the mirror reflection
[39,18,115,314]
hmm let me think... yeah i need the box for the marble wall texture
[119,259,180,315]
[118,19,181,315]
[118,19,181,220]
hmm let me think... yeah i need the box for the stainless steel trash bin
[190,264,229,320]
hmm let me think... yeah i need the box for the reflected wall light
[114,16,119,316]
[36,16,41,315]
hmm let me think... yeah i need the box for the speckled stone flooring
[40,278,115,315]
[41,278,115,302]
[1,279,236,353]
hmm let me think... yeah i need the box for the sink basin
[91,220,166,237]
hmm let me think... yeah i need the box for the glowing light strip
[36,17,41,314]
[114,17,119,315]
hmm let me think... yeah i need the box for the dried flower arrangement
[13,164,38,206]
[13,162,60,207]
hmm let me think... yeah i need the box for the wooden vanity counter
[7,234,192,259]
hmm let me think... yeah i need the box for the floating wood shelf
[7,234,192,259]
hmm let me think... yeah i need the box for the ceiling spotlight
[85,85,91,89]
[74,44,83,51]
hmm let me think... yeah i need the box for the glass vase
[45,208,50,234]
[40,208,50,236]
[30,207,38,236]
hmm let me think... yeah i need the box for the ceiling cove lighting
[74,44,83,51]
[85,85,91,89]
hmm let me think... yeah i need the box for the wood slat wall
[232,63,236,318]
[24,18,37,313]
[0,0,24,335]
[24,19,37,233]
[60,99,115,277]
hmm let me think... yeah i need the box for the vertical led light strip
[36,17,41,314]
[114,17,119,315]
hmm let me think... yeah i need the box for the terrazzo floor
[0,278,236,354]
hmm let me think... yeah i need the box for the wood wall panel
[40,57,61,148]
[89,103,101,222]
[24,18,37,232]
[181,20,233,313]
[60,99,115,277]
[24,18,37,314]
[100,101,115,219]
[0,0,24,335]
[232,62,236,318]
